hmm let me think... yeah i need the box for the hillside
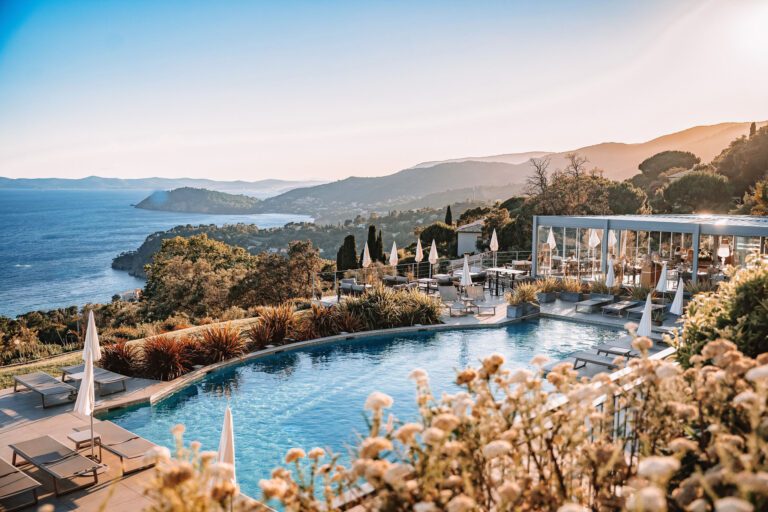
[0,176,324,199]
[254,121,765,222]
[135,187,261,214]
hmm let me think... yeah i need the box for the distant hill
[136,187,261,214]
[254,120,766,222]
[0,176,324,199]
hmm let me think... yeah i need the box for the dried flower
[558,504,588,512]
[432,413,461,432]
[446,494,476,512]
[308,447,325,460]
[360,437,393,458]
[456,368,477,385]
[260,478,289,499]
[285,448,306,463]
[655,363,681,380]
[394,422,423,443]
[714,497,754,512]
[482,440,512,459]
[364,391,394,411]
[143,445,171,464]
[422,427,445,445]
[498,481,521,502]
[626,486,667,512]
[638,456,680,482]
[171,424,185,436]
[745,365,768,382]
[531,354,550,366]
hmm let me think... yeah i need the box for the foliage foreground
[148,337,768,511]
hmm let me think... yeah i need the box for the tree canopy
[713,125,768,196]
[656,171,732,214]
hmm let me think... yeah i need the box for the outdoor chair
[600,300,640,318]
[574,294,615,314]
[13,372,77,408]
[571,350,619,370]
[9,436,101,496]
[438,286,477,316]
[62,364,130,395]
[75,421,158,476]
[465,285,496,316]
[0,456,42,512]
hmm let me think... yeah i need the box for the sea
[0,189,311,318]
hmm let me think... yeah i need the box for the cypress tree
[376,230,384,261]
[338,235,358,271]
[367,226,377,260]
[750,122,757,138]
[445,205,453,225]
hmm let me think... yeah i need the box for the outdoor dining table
[485,267,527,296]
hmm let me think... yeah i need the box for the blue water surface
[0,189,309,317]
[105,319,618,500]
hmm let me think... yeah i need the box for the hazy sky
[1,0,767,181]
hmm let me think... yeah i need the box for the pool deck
[0,292,677,510]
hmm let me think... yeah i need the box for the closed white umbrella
[362,242,372,268]
[608,230,617,254]
[490,229,499,267]
[414,239,423,263]
[389,241,398,276]
[460,254,472,287]
[588,229,601,278]
[218,405,236,483]
[73,310,101,460]
[670,277,685,315]
[655,261,668,294]
[428,240,438,279]
[605,256,615,288]
[636,293,653,337]
[546,228,557,274]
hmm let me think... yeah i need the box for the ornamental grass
[256,337,768,511]
[199,323,247,363]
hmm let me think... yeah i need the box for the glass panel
[564,227,578,278]
[734,236,760,267]
[537,225,550,276]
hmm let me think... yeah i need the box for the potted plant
[559,279,582,302]
[588,279,621,302]
[506,283,539,318]
[535,277,559,303]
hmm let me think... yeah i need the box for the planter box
[507,302,539,318]
[589,293,616,302]
[536,292,557,303]
[559,291,582,302]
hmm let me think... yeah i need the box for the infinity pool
[104,318,618,499]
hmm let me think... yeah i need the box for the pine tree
[750,122,757,138]
[445,205,453,225]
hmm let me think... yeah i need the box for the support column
[691,226,701,284]
[531,216,539,277]
[600,220,610,274]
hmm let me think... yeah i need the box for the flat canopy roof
[534,214,768,237]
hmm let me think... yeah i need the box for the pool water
[104,318,618,499]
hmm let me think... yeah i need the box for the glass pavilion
[532,215,768,289]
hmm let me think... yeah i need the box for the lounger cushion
[14,373,76,397]
[10,436,99,480]
[0,457,41,500]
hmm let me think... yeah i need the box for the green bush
[678,261,768,367]
[100,342,141,376]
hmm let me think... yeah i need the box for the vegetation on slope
[135,187,261,214]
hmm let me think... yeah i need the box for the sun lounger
[571,351,620,370]
[601,300,639,318]
[13,372,77,408]
[626,303,668,321]
[465,285,496,316]
[61,364,129,395]
[75,421,157,475]
[595,344,637,358]
[575,294,615,314]
[0,457,42,511]
[9,436,100,496]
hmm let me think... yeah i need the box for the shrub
[100,342,140,376]
[395,289,442,326]
[141,335,193,381]
[294,304,341,341]
[334,310,364,334]
[506,282,539,306]
[587,279,620,295]
[678,261,768,367]
[339,286,441,330]
[257,304,296,345]
[684,280,718,295]
[560,278,582,293]
[259,338,768,511]
[198,324,246,363]
[535,276,561,293]
[244,321,273,351]
[630,285,652,300]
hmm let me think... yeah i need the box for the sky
[1,0,767,181]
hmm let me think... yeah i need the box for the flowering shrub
[679,259,768,367]
[259,338,768,511]
[142,425,243,512]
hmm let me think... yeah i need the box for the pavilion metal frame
[531,215,768,282]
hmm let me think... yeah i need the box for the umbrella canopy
[546,228,556,249]
[414,239,423,263]
[73,310,101,458]
[428,240,438,264]
[460,254,472,287]
[362,242,372,268]
[389,242,398,267]
[636,293,654,337]
[655,261,668,293]
[605,257,615,288]
[218,406,236,483]
[620,231,628,258]
[608,230,617,252]
[490,229,499,252]
[588,229,601,248]
[670,277,685,316]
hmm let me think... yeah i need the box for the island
[135,187,261,214]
